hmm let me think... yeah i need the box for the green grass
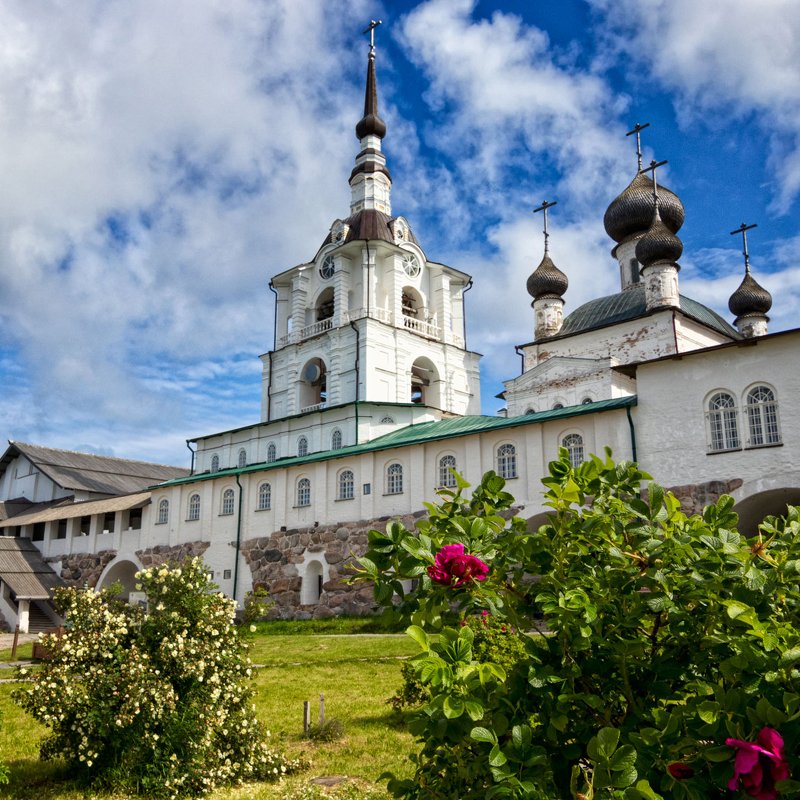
[0,642,34,662]
[0,633,419,799]
[249,616,404,636]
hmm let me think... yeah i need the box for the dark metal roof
[527,253,569,299]
[0,442,189,497]
[604,172,684,245]
[0,492,151,528]
[318,209,420,251]
[0,537,65,600]
[555,286,739,339]
[729,271,772,317]
[160,397,637,489]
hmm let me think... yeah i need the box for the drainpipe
[185,440,196,475]
[350,320,361,445]
[514,345,524,375]
[626,405,638,463]
[233,473,244,606]
[462,279,473,349]
[267,280,279,422]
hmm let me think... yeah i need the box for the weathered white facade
[1,36,797,630]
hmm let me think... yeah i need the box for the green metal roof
[154,396,637,489]
[555,286,738,340]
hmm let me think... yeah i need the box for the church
[1,29,797,632]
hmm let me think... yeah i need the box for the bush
[242,584,274,624]
[14,558,302,797]
[357,452,800,799]
[306,717,345,742]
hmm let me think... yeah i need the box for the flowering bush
[14,558,302,797]
[356,453,800,799]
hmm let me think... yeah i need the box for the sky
[0,0,798,466]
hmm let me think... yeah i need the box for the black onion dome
[355,54,386,140]
[527,253,569,300]
[728,271,772,317]
[604,172,685,244]
[635,207,683,267]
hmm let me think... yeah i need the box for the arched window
[708,392,740,452]
[497,443,517,479]
[438,455,457,488]
[338,469,354,500]
[211,454,220,472]
[582,397,593,405]
[386,463,403,495]
[331,429,343,450]
[553,402,564,410]
[267,442,277,463]
[157,498,169,525]
[297,478,311,507]
[746,385,780,446]
[380,416,395,424]
[221,488,235,516]
[524,407,535,415]
[257,482,271,510]
[237,448,247,468]
[297,436,308,457]
[562,434,584,468]
[187,493,200,521]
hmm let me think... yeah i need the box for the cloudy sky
[0,0,798,466]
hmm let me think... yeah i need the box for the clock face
[402,253,421,277]
[320,255,335,279]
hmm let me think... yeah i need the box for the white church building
[1,33,798,631]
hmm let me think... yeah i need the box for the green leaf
[780,647,800,667]
[489,744,507,767]
[597,726,621,758]
[610,745,637,772]
[443,696,464,719]
[470,726,497,744]
[697,700,720,724]
[464,700,484,721]
[406,625,429,652]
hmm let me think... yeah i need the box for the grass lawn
[0,631,419,799]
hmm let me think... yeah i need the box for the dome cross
[533,199,557,255]
[730,222,757,275]
[626,122,651,172]
[641,158,668,202]
[363,19,382,54]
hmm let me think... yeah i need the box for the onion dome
[604,172,685,244]
[355,51,386,140]
[527,253,569,300]
[635,205,683,268]
[728,271,772,317]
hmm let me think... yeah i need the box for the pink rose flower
[726,727,790,800]
[427,544,489,587]
[667,762,694,780]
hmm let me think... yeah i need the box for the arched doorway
[96,558,141,600]
[733,486,800,536]
[410,357,440,407]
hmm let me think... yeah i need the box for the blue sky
[0,0,798,466]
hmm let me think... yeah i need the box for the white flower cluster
[14,557,303,798]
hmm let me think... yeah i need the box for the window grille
[707,392,740,451]
[221,488,235,515]
[562,434,584,468]
[386,463,403,495]
[439,455,457,488]
[257,482,271,510]
[746,386,780,446]
[497,443,517,479]
[157,499,169,525]
[338,469,355,500]
[297,478,311,507]
[187,494,200,521]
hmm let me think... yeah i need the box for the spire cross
[641,158,668,201]
[534,200,557,254]
[730,222,758,274]
[626,122,651,172]
[363,19,382,55]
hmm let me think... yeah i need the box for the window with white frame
[438,455,457,488]
[331,429,343,450]
[187,493,200,521]
[238,448,247,468]
[338,469,355,500]
[267,442,277,463]
[157,498,169,525]
[257,482,271,510]
[386,463,403,495]
[297,436,308,457]
[221,488,235,515]
[562,433,584,468]
[497,443,517,479]
[707,392,740,452]
[297,477,311,507]
[211,454,220,472]
[746,385,781,446]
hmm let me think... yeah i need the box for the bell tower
[259,22,481,433]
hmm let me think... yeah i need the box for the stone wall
[136,541,210,567]
[666,478,743,516]
[48,550,118,588]
[241,511,427,620]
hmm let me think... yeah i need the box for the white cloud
[588,0,800,212]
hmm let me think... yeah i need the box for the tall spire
[528,200,568,340]
[349,20,392,216]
